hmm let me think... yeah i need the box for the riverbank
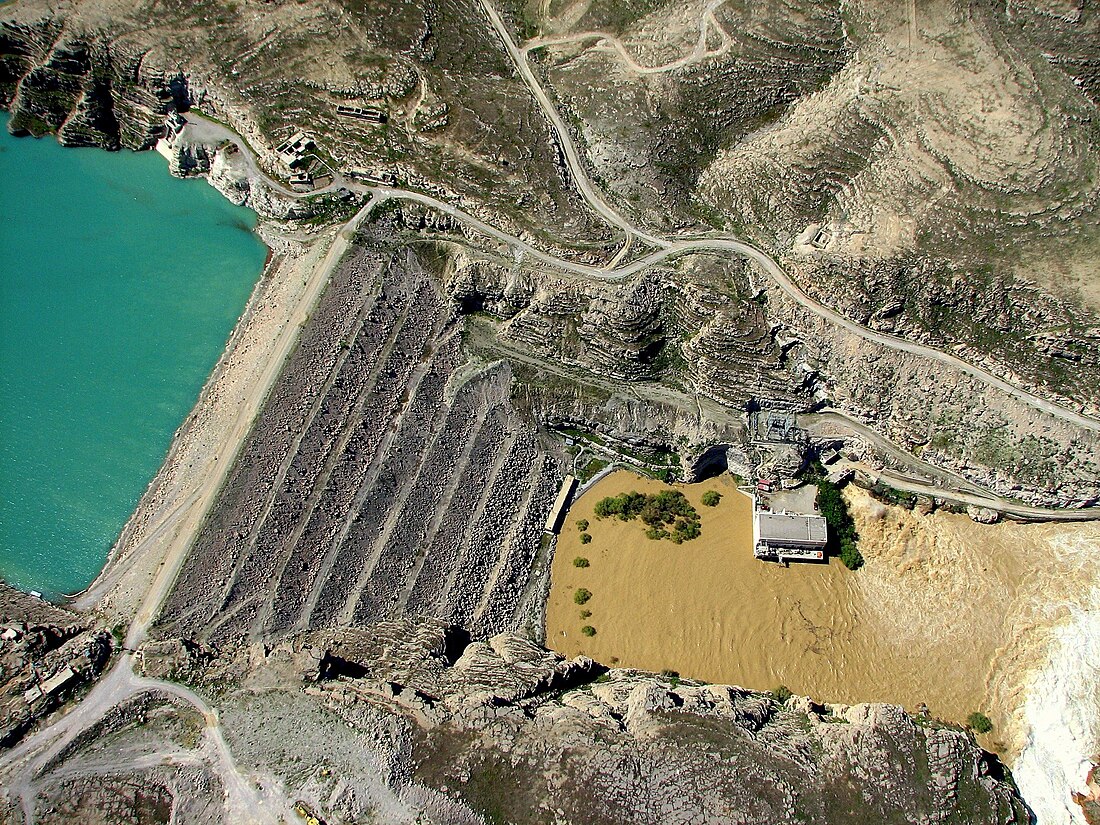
[0,126,269,597]
[546,469,1100,818]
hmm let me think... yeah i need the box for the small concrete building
[544,475,578,534]
[40,666,77,696]
[336,104,387,124]
[276,131,316,167]
[289,171,314,191]
[754,510,828,562]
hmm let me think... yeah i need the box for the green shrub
[594,490,701,542]
[579,609,591,619]
[817,479,863,570]
[580,533,592,544]
[967,712,993,734]
[581,625,596,637]
[839,541,863,571]
[701,490,721,507]
[573,556,590,568]
[772,685,793,703]
[574,588,592,605]
[576,519,589,531]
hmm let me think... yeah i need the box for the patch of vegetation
[771,685,793,703]
[972,429,1016,469]
[577,457,609,483]
[654,467,679,484]
[701,490,722,507]
[576,519,589,532]
[868,482,917,509]
[929,430,956,451]
[967,712,993,734]
[581,625,597,637]
[815,478,862,570]
[574,588,592,605]
[579,533,592,544]
[573,557,590,568]
[593,490,701,543]
[579,609,591,619]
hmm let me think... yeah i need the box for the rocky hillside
[109,618,1030,825]
[528,0,1100,408]
[0,18,184,149]
[4,0,1100,507]
[0,0,617,253]
[0,584,112,750]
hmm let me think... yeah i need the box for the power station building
[753,510,828,563]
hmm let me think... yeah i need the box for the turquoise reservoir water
[0,127,266,598]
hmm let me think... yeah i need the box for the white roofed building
[753,510,828,563]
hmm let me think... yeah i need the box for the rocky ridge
[0,19,185,149]
[122,617,1032,825]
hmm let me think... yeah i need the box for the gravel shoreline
[71,217,339,626]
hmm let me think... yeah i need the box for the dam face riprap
[156,239,563,644]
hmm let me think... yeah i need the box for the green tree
[594,490,702,542]
[817,479,863,570]
[576,519,589,531]
[581,625,596,637]
[580,533,592,544]
[573,556,590,568]
[967,712,993,734]
[772,685,793,703]
[574,588,592,605]
[701,490,722,507]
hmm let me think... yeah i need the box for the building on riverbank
[753,510,827,562]
[544,475,578,534]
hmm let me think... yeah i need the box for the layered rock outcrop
[1,20,185,149]
[134,617,1030,825]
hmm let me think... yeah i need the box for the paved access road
[472,0,1100,434]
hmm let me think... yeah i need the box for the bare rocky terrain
[2,0,1099,822]
[120,620,1030,825]
[0,586,111,752]
[156,226,562,646]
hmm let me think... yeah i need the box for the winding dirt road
[523,0,733,76]
[473,0,1100,433]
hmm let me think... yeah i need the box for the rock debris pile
[156,242,562,646]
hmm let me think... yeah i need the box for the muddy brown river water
[546,470,1100,764]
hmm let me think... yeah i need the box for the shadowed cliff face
[0,19,185,149]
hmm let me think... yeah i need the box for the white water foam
[1014,585,1100,825]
